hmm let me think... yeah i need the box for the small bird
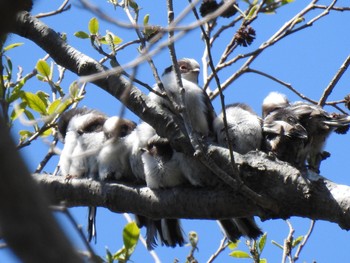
[140,140,187,249]
[97,116,137,181]
[288,101,350,172]
[56,108,107,179]
[160,58,217,137]
[214,103,263,154]
[263,106,309,169]
[56,108,108,242]
[213,103,263,242]
[262,91,350,172]
[262,91,290,118]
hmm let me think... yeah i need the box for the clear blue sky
[3,0,350,262]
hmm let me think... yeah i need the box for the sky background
[2,0,350,262]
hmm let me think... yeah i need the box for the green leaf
[19,130,33,141]
[10,102,26,121]
[271,240,284,250]
[258,232,267,253]
[3,42,24,52]
[128,0,139,10]
[74,31,90,39]
[69,81,79,98]
[292,235,304,248]
[260,258,267,263]
[41,128,53,137]
[36,75,46,82]
[48,99,62,115]
[228,240,240,250]
[21,92,47,115]
[7,80,26,103]
[247,5,258,20]
[229,250,252,258]
[36,59,51,79]
[123,222,140,251]
[106,247,114,263]
[5,55,13,74]
[36,91,50,107]
[143,14,149,26]
[89,17,99,35]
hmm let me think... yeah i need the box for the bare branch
[318,55,350,106]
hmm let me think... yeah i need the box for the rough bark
[34,148,350,231]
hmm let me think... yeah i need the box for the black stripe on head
[162,64,173,76]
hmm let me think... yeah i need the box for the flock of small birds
[54,58,350,250]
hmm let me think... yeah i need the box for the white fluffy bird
[214,103,263,154]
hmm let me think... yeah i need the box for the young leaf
[36,59,51,79]
[143,14,150,25]
[228,240,240,250]
[292,235,304,248]
[74,31,90,39]
[258,232,267,253]
[105,247,114,263]
[3,42,24,52]
[19,130,33,142]
[260,258,267,263]
[48,99,63,115]
[41,128,53,137]
[123,222,140,252]
[36,91,50,107]
[21,92,47,115]
[229,250,252,258]
[89,17,99,35]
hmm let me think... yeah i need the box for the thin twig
[282,220,295,263]
[318,55,350,106]
[207,237,228,263]
[35,0,71,19]
[293,220,315,262]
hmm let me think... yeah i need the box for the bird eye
[180,65,188,72]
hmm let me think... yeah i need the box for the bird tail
[324,115,350,126]
[218,217,262,242]
[136,216,185,250]
[87,206,97,243]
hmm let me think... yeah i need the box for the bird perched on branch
[56,108,137,242]
[56,108,107,242]
[159,58,217,138]
[97,116,137,181]
[56,108,107,180]
[214,103,263,154]
[213,103,263,242]
[262,91,350,172]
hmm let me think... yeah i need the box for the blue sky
[2,0,350,262]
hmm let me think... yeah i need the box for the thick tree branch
[34,149,350,231]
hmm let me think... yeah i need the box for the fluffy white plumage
[214,103,262,154]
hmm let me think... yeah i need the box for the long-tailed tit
[140,140,186,249]
[56,108,108,242]
[263,106,308,169]
[213,103,263,241]
[57,108,107,179]
[262,91,290,118]
[97,116,137,181]
[160,58,216,137]
[214,103,262,154]
[288,101,350,172]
